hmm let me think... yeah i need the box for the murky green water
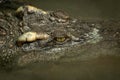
[0,0,120,80]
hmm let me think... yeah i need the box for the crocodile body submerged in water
[0,5,120,70]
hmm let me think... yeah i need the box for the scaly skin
[1,5,119,70]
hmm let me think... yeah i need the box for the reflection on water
[0,0,120,80]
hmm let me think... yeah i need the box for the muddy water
[0,0,120,80]
[0,56,120,80]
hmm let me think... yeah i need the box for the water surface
[0,0,120,80]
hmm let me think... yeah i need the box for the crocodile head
[0,6,103,69]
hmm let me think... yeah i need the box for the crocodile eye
[55,37,66,42]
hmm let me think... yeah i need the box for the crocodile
[0,5,120,70]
